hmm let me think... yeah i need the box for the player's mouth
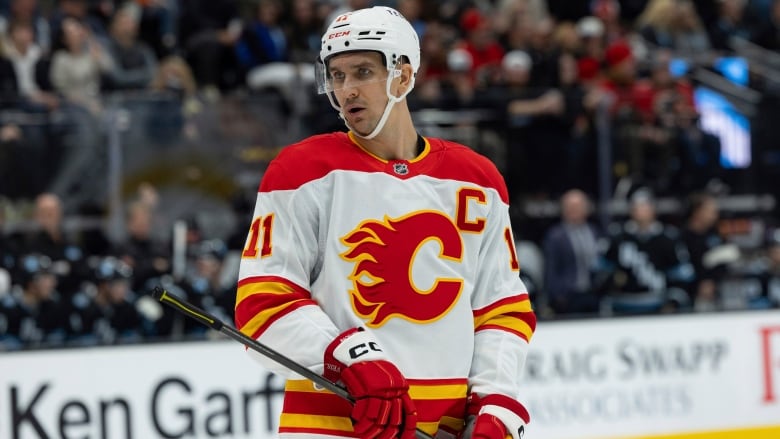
[345,104,366,119]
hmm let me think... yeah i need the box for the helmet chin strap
[334,69,415,140]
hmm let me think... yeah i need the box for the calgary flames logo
[340,211,464,327]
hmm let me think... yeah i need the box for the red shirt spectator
[457,8,505,85]
[599,40,654,122]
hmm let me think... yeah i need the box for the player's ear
[396,63,414,96]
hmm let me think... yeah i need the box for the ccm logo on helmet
[328,30,351,39]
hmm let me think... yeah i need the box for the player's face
[328,52,392,136]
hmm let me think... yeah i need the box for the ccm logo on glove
[349,341,383,359]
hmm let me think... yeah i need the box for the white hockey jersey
[235,131,536,437]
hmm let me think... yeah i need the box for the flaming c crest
[340,211,464,327]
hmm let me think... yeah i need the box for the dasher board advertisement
[1,310,780,439]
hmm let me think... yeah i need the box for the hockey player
[234,6,536,439]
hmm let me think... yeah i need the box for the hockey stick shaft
[151,286,434,439]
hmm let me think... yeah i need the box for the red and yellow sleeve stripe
[234,276,317,339]
[473,294,536,342]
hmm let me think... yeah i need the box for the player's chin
[348,119,376,136]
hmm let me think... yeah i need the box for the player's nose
[344,85,359,99]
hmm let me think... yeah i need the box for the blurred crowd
[1,0,779,199]
[533,187,780,320]
[2,0,780,350]
[0,188,243,349]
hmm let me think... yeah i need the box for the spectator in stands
[600,40,674,191]
[3,20,59,110]
[434,47,478,109]
[136,0,179,58]
[644,50,695,116]
[600,189,695,314]
[576,16,607,63]
[680,192,736,311]
[49,0,108,51]
[630,49,700,193]
[543,189,603,315]
[46,18,113,198]
[178,0,242,97]
[666,100,722,193]
[708,0,752,50]
[552,21,581,56]
[411,21,454,108]
[116,198,171,293]
[235,0,288,80]
[558,52,601,194]
[0,0,51,54]
[23,193,87,296]
[0,253,69,349]
[499,4,534,54]
[524,16,561,88]
[147,54,201,143]
[636,0,712,54]
[600,40,646,119]
[494,0,549,40]
[284,0,324,63]
[180,239,234,333]
[67,255,146,345]
[104,2,157,91]
[482,49,565,200]
[0,35,21,107]
[456,7,505,87]
[50,17,113,114]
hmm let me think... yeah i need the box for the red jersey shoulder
[259,132,359,192]
[426,138,510,203]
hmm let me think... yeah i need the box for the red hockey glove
[324,328,418,439]
[465,393,529,439]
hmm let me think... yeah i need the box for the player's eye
[330,71,345,82]
[357,68,372,78]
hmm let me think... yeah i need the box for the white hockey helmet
[317,6,420,95]
[316,7,421,139]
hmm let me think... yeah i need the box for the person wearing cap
[0,253,69,349]
[600,39,643,118]
[456,7,506,86]
[66,255,146,345]
[598,39,673,189]
[480,48,567,200]
[576,15,606,62]
[234,6,536,439]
